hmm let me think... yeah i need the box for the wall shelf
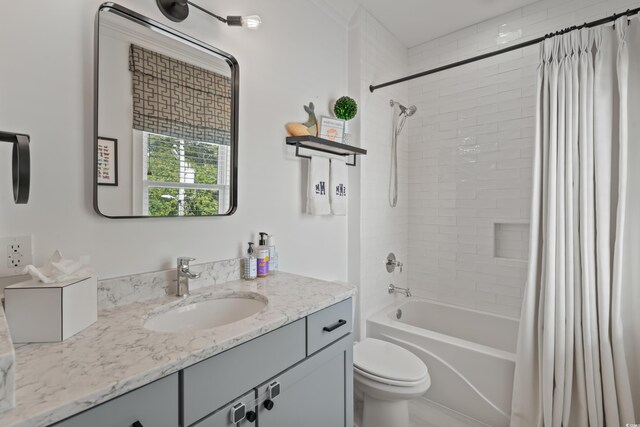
[286,135,367,167]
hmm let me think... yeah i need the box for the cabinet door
[191,391,256,427]
[257,334,353,427]
[183,320,305,426]
[53,373,178,427]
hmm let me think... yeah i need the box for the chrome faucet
[176,257,201,297]
[388,284,411,297]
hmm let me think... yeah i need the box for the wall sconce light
[0,131,30,204]
[156,0,262,29]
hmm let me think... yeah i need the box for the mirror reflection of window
[96,5,237,218]
[138,132,229,217]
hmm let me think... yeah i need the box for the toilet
[354,338,430,427]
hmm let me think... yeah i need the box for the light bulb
[241,15,262,29]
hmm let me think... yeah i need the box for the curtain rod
[369,7,640,92]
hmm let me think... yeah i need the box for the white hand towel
[307,155,331,215]
[330,158,347,216]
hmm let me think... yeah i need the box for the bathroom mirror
[95,3,238,218]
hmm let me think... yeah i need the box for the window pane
[146,133,180,183]
[147,187,219,216]
[148,187,179,217]
[184,141,219,185]
[146,132,219,185]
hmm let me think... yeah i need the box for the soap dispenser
[256,232,270,277]
[244,242,257,280]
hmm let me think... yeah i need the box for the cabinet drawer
[53,373,178,427]
[306,298,352,355]
[183,319,305,426]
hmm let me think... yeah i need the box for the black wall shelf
[286,135,367,167]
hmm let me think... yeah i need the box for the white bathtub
[367,298,518,427]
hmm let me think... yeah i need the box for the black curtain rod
[369,6,640,92]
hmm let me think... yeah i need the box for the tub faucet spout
[388,284,411,297]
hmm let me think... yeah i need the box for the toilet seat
[354,365,427,387]
[354,338,428,387]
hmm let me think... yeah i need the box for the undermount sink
[144,294,267,333]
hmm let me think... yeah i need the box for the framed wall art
[97,137,118,186]
[318,117,345,143]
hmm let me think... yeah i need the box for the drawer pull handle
[323,319,347,332]
[132,422,143,427]
[264,399,275,410]
[246,410,257,423]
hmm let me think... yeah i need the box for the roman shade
[129,44,231,145]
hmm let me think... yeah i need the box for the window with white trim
[138,131,230,216]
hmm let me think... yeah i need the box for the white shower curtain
[511,17,640,427]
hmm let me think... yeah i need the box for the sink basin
[144,295,267,333]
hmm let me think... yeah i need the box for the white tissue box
[4,276,97,343]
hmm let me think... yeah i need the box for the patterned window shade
[129,44,231,145]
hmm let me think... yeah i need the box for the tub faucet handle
[386,252,403,273]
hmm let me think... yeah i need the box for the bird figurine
[286,102,318,137]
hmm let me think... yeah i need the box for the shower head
[390,100,418,117]
[403,105,418,117]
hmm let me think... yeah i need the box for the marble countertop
[0,272,355,427]
[0,304,15,414]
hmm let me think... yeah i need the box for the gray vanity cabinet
[256,334,353,427]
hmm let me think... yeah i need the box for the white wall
[405,0,638,318]
[0,0,350,282]
[349,8,410,338]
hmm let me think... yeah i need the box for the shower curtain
[511,17,640,427]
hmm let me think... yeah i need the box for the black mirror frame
[94,3,239,218]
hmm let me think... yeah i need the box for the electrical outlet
[0,236,32,277]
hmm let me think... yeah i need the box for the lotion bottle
[256,232,270,277]
[267,234,278,274]
[244,242,257,280]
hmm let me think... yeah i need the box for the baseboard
[409,397,492,427]
[356,395,497,427]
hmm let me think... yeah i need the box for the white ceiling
[321,0,540,48]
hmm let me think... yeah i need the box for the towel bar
[0,131,30,204]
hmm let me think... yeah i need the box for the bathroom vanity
[0,273,355,427]
[56,300,352,427]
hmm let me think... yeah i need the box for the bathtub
[367,298,519,427]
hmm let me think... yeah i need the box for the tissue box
[4,276,97,343]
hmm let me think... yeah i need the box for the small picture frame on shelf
[318,117,345,143]
[97,137,118,186]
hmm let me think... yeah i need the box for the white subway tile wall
[405,0,635,318]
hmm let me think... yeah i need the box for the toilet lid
[354,338,428,383]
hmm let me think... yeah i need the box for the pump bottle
[256,232,270,277]
[267,235,278,274]
[243,242,257,280]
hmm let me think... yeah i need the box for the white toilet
[354,338,431,427]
